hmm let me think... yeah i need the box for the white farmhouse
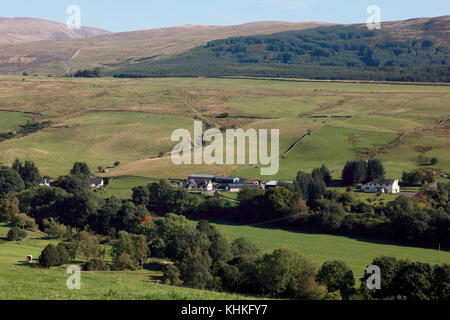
[363,179,400,194]
[90,177,104,189]
[185,179,213,191]
[39,178,50,187]
[198,180,214,191]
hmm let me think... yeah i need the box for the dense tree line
[73,68,101,78]
[402,169,436,186]
[1,159,449,249]
[0,159,42,198]
[360,256,450,300]
[150,164,449,248]
[342,159,385,186]
[110,25,449,82]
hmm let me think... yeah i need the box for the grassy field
[0,223,249,300]
[0,76,447,181]
[0,111,31,132]
[188,220,450,277]
[99,176,158,199]
[237,125,399,180]
[0,76,449,283]
[3,218,448,299]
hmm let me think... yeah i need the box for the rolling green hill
[110,21,450,82]
[188,220,450,276]
[0,77,448,180]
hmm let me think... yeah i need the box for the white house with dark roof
[90,177,104,189]
[185,179,213,191]
[198,180,214,191]
[39,178,50,187]
[363,179,400,194]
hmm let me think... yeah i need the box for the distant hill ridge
[109,16,450,82]
[0,17,111,46]
[0,15,449,82]
[0,20,333,75]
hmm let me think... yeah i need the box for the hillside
[0,21,332,75]
[0,77,448,180]
[110,16,450,82]
[0,223,250,300]
[0,17,111,45]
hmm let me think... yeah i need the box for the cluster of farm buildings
[39,174,401,194]
[184,174,401,194]
[39,177,105,189]
[183,174,284,192]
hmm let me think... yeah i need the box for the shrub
[177,247,213,289]
[84,259,110,271]
[231,237,260,257]
[43,218,69,239]
[316,260,355,299]
[0,167,25,198]
[217,112,229,119]
[39,244,61,268]
[257,248,326,299]
[65,241,79,261]
[7,227,27,241]
[56,242,72,265]
[0,198,20,222]
[150,238,166,258]
[79,233,100,261]
[11,213,37,231]
[162,264,183,286]
[113,253,135,271]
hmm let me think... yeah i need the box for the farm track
[183,89,217,127]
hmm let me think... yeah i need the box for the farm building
[39,178,50,187]
[185,179,198,190]
[363,179,400,194]
[213,176,240,184]
[245,179,261,186]
[185,179,213,191]
[226,183,260,192]
[198,180,214,191]
[90,177,104,189]
[188,174,215,183]
[265,181,279,189]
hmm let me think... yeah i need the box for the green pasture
[0,111,31,132]
[0,77,448,182]
[0,223,248,300]
[189,220,450,276]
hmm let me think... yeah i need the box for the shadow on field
[14,261,35,267]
